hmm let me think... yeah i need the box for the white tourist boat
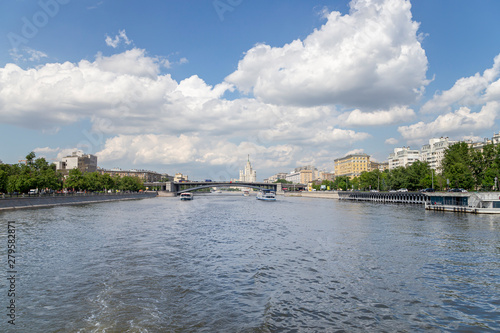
[256,189,276,201]
[424,192,500,214]
[179,192,193,200]
[243,190,250,196]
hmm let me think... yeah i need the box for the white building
[265,172,288,183]
[388,147,420,170]
[285,172,300,184]
[56,150,97,175]
[239,155,257,183]
[420,137,456,172]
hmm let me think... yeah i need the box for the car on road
[448,188,468,192]
[421,188,435,192]
[397,188,408,192]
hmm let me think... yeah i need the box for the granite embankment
[0,192,157,211]
[284,191,339,199]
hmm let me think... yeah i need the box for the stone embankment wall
[0,192,157,211]
[338,191,429,204]
[284,192,340,199]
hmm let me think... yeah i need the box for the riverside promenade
[0,191,157,211]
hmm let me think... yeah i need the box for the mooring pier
[338,191,429,205]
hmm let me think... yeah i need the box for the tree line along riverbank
[0,152,145,195]
[0,191,157,211]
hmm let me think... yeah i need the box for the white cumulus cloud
[226,0,429,109]
[343,106,415,126]
[421,54,500,114]
[398,102,500,141]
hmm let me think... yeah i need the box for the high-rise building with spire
[239,155,257,183]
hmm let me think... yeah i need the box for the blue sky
[1,0,500,180]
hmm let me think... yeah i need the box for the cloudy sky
[1,0,500,180]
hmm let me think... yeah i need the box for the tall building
[239,155,257,183]
[334,153,370,179]
[420,137,456,172]
[387,147,420,170]
[56,150,97,175]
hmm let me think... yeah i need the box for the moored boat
[424,192,500,214]
[179,192,193,200]
[256,189,276,201]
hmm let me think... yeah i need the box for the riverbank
[0,191,157,211]
[284,191,339,199]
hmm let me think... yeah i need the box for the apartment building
[420,137,456,172]
[334,153,370,179]
[387,147,420,170]
[55,150,97,176]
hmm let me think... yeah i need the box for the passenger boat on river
[179,192,193,201]
[256,189,276,201]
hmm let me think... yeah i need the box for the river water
[1,194,499,332]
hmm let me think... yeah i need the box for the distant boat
[179,192,193,200]
[243,190,250,196]
[256,189,276,201]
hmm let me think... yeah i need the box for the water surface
[1,195,499,332]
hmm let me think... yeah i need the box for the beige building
[239,155,257,183]
[334,153,370,179]
[299,170,313,184]
[318,171,335,181]
[98,168,163,182]
[56,150,97,175]
[370,161,389,172]
[174,173,189,182]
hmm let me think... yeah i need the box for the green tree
[406,161,432,190]
[274,179,292,184]
[84,172,103,192]
[386,167,408,190]
[65,169,85,190]
[441,142,475,189]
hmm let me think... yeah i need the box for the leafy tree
[406,161,432,190]
[386,167,408,190]
[441,142,475,190]
[65,169,86,190]
[84,172,103,192]
[274,179,292,184]
[101,173,115,191]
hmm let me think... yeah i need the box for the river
[1,194,499,332]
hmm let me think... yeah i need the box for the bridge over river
[144,181,283,195]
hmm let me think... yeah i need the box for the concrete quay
[338,191,429,204]
[0,191,157,211]
[285,191,340,199]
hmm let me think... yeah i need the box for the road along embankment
[0,192,157,211]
